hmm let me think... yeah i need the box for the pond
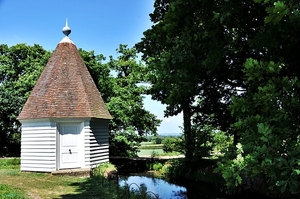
[119,175,187,199]
[118,175,255,199]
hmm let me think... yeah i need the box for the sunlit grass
[0,183,27,199]
[0,158,20,169]
[0,168,87,198]
[138,149,164,156]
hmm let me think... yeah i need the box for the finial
[62,18,71,36]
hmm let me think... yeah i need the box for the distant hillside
[158,133,181,137]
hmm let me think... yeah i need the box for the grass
[0,158,153,199]
[138,149,182,157]
[0,183,27,199]
[0,165,88,198]
[137,149,164,156]
[138,144,163,150]
[0,158,20,169]
[138,142,183,157]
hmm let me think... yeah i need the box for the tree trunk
[182,103,194,161]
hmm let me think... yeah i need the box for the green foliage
[211,131,233,155]
[161,137,177,153]
[215,143,246,193]
[160,163,171,176]
[83,44,161,157]
[153,136,163,144]
[192,124,215,160]
[136,0,251,161]
[136,0,300,196]
[218,60,300,196]
[137,0,300,196]
[92,162,117,177]
[0,158,20,169]
[152,162,163,171]
[0,44,50,156]
[109,130,141,157]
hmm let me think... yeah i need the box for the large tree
[0,44,50,156]
[135,0,257,161]
[81,45,161,156]
[216,0,300,196]
[137,0,300,196]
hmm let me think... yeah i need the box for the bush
[154,137,163,144]
[162,137,178,153]
[211,131,233,154]
[152,162,163,171]
[92,162,117,177]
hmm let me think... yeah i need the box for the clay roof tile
[18,37,112,120]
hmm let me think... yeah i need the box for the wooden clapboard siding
[84,119,109,168]
[20,120,57,172]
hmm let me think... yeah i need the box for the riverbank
[0,158,154,199]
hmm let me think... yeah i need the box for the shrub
[162,137,178,153]
[92,162,117,177]
[152,162,163,171]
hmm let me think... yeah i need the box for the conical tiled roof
[18,28,112,120]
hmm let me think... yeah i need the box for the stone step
[51,168,91,177]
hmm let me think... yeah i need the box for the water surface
[119,175,187,199]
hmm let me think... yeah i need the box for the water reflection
[119,175,187,199]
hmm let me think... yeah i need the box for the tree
[0,44,50,156]
[136,0,206,161]
[162,136,177,153]
[138,0,300,196]
[216,0,300,195]
[135,0,248,161]
[80,45,162,157]
[107,45,161,156]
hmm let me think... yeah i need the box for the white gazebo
[17,21,112,172]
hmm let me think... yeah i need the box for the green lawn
[0,158,146,199]
[137,149,164,157]
[0,183,27,199]
[138,142,184,157]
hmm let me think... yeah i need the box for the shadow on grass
[56,176,131,199]
[56,176,116,199]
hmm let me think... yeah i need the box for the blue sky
[0,0,183,135]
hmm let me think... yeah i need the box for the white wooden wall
[20,118,109,172]
[84,119,109,168]
[20,120,57,172]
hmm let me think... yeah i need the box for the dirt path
[28,193,42,199]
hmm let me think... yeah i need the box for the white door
[59,124,81,169]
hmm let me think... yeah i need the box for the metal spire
[62,18,71,36]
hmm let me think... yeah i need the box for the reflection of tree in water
[172,189,187,199]
[150,176,160,187]
[120,175,129,181]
